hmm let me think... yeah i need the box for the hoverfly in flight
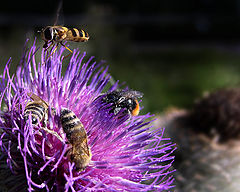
[40,0,89,59]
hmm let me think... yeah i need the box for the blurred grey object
[156,88,240,192]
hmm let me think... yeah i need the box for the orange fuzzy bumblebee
[99,90,143,117]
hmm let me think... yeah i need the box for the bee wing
[120,90,144,99]
[27,92,49,107]
[131,90,144,98]
[82,138,91,156]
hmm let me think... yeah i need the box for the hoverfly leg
[44,40,54,52]
[43,41,55,64]
[43,41,49,49]
[60,41,72,53]
[51,42,59,55]
[44,42,59,62]
[60,41,73,60]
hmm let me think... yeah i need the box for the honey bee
[41,26,89,55]
[99,90,143,116]
[24,93,49,125]
[60,107,91,171]
[24,93,63,142]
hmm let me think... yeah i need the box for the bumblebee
[60,108,91,171]
[24,93,63,142]
[99,90,143,116]
[41,26,89,55]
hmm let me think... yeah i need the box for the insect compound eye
[43,27,53,40]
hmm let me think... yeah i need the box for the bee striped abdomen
[24,103,46,124]
[60,108,86,143]
[60,107,91,170]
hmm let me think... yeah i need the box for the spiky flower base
[0,41,175,191]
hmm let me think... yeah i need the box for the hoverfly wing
[53,0,64,26]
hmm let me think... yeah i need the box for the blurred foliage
[1,1,240,114]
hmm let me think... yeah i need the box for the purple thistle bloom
[0,40,176,191]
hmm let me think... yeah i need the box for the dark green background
[1,0,240,113]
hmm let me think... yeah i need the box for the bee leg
[60,41,73,60]
[42,117,65,144]
[41,126,65,144]
[63,146,73,162]
[51,107,57,116]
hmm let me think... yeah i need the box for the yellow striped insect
[41,26,89,58]
[60,107,92,171]
[24,92,64,142]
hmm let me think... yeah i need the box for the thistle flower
[0,40,176,191]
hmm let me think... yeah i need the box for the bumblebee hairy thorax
[100,90,143,116]
[60,107,91,171]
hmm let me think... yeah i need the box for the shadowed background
[2,1,240,191]
[1,0,240,114]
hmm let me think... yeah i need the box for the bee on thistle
[0,41,175,191]
[24,92,64,142]
[60,107,92,171]
[97,90,143,117]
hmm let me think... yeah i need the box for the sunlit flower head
[0,40,176,191]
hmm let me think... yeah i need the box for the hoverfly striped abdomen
[66,28,89,42]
